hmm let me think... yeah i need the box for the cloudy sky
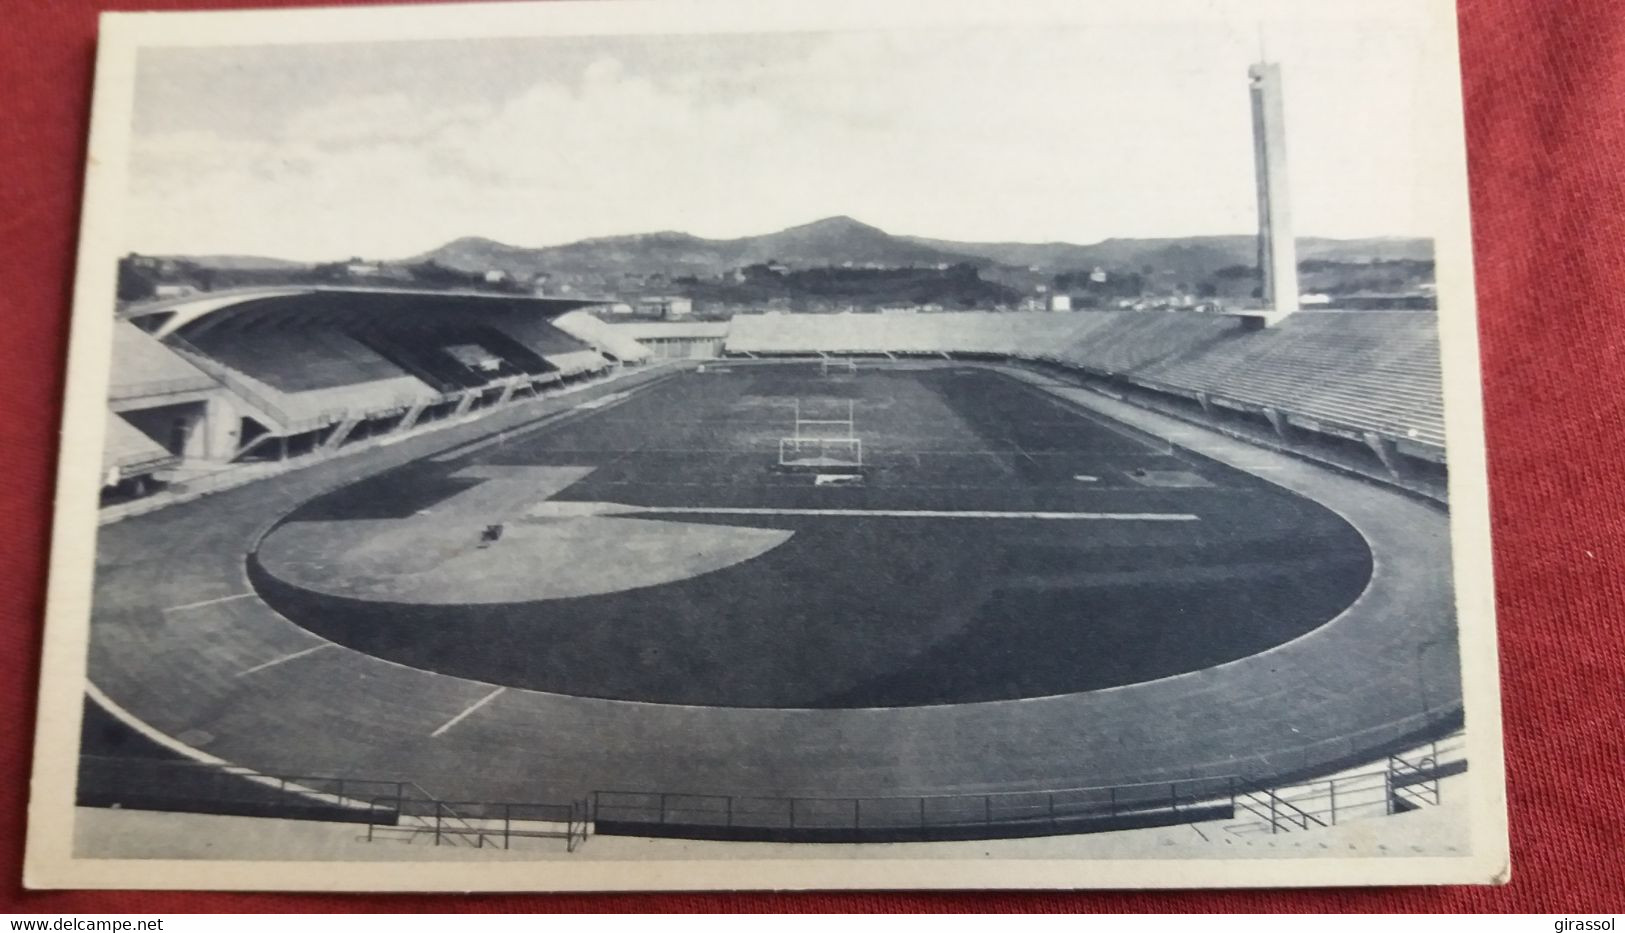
[127,17,1443,260]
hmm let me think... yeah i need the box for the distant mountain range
[410,217,981,281]
[159,254,313,271]
[157,216,1433,298]
[404,215,1433,282]
[902,232,1433,275]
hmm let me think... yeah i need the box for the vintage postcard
[26,0,1508,890]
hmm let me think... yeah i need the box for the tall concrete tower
[1249,61,1299,317]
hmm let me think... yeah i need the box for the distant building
[483,270,508,284]
[153,284,198,299]
[1089,267,1109,284]
[129,255,181,275]
[638,296,693,318]
[345,261,381,277]
[1049,294,1072,312]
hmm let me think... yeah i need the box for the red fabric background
[1,0,1620,913]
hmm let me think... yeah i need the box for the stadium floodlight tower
[1246,60,1299,328]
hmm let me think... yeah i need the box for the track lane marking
[981,450,1017,475]
[650,506,1198,521]
[236,643,333,677]
[530,501,1198,522]
[163,592,254,614]
[83,683,374,812]
[1007,436,1041,467]
[430,687,506,738]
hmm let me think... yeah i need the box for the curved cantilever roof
[119,286,608,340]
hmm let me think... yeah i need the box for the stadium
[68,53,1468,860]
[79,286,1466,854]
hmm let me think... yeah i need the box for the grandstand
[723,310,1097,359]
[106,288,642,498]
[108,298,1445,493]
[607,320,732,359]
[102,322,228,498]
[551,310,653,364]
[723,309,1446,485]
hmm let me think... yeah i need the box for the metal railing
[76,754,401,821]
[365,794,589,851]
[77,756,589,850]
[1232,787,1331,832]
[1224,732,1465,834]
[81,729,1465,850]
[1387,740,1451,813]
[590,775,1237,841]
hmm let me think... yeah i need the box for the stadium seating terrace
[104,290,1445,508]
[551,310,654,364]
[724,309,1445,460]
[107,288,621,490]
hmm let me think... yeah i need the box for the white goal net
[778,399,863,469]
[820,357,858,377]
[778,436,863,468]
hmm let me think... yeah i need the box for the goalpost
[778,398,863,469]
[820,356,858,377]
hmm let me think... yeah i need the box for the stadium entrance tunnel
[247,365,1375,708]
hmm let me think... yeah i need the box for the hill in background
[414,217,980,281]
[138,216,1434,312]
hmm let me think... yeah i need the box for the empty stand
[723,308,1447,466]
[726,311,1102,357]
[1126,312,1445,448]
[552,311,653,364]
[110,291,618,476]
[185,327,408,394]
[109,321,220,402]
[485,314,597,358]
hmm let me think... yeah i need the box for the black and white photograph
[25,0,1507,891]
